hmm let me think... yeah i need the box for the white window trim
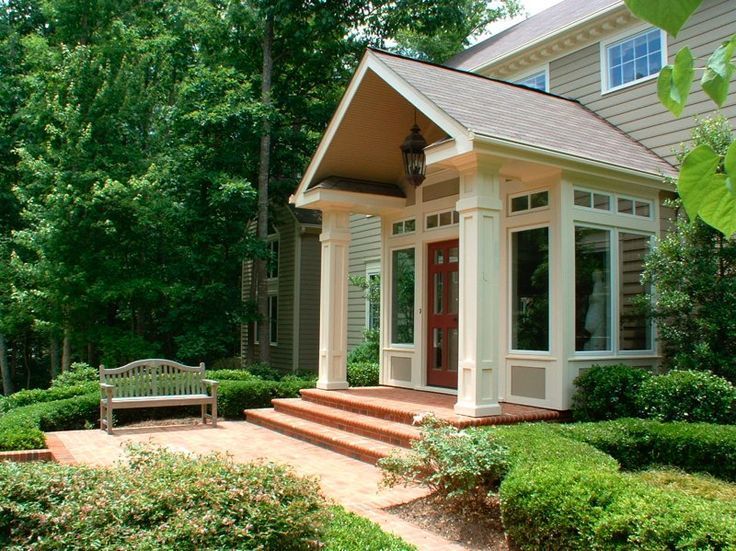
[266,234,279,280]
[391,217,416,237]
[573,187,653,220]
[573,223,655,357]
[508,223,552,355]
[508,188,551,216]
[615,193,654,220]
[365,261,380,330]
[389,246,416,349]
[254,293,278,346]
[600,24,667,94]
[512,64,550,92]
[425,208,459,231]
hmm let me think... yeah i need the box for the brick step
[272,398,420,448]
[300,388,425,425]
[244,408,401,465]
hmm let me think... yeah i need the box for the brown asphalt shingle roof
[373,50,674,178]
[447,0,622,70]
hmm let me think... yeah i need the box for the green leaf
[678,145,720,218]
[701,35,736,106]
[623,0,703,37]
[679,145,736,236]
[657,47,694,116]
[725,140,736,177]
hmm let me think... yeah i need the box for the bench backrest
[100,359,206,398]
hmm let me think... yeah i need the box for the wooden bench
[99,359,218,434]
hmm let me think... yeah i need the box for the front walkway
[46,421,467,551]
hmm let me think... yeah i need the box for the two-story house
[259,0,735,416]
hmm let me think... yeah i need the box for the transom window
[392,218,416,235]
[426,209,459,230]
[605,28,664,91]
[573,188,652,219]
[509,190,549,214]
[515,70,547,92]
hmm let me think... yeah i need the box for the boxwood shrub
[557,418,736,481]
[347,362,380,387]
[495,423,736,550]
[571,364,651,421]
[636,370,736,424]
[217,376,315,418]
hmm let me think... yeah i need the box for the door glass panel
[434,249,444,265]
[434,273,444,314]
[391,248,415,344]
[449,271,459,314]
[432,328,443,370]
[575,227,611,351]
[448,328,458,372]
[449,246,459,263]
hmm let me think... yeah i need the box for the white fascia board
[295,187,406,215]
[473,132,674,188]
[291,50,472,206]
[424,137,473,167]
[469,2,626,74]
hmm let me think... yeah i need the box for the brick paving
[47,421,467,550]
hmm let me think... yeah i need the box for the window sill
[601,72,658,96]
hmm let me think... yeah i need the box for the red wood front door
[427,239,459,389]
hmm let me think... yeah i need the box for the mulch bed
[386,493,512,550]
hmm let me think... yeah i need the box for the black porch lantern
[400,122,427,186]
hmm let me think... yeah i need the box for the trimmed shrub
[321,506,415,550]
[637,369,736,424]
[0,445,325,549]
[207,369,260,382]
[380,416,510,503]
[495,423,736,550]
[209,356,242,371]
[558,418,736,481]
[347,362,380,387]
[217,376,315,418]
[246,362,283,381]
[0,382,97,414]
[572,364,651,421]
[347,328,379,365]
[0,393,99,451]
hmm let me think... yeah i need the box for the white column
[317,209,351,390]
[454,158,503,417]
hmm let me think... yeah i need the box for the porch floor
[300,386,563,428]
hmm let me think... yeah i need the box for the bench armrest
[100,383,115,390]
[100,383,115,401]
[201,379,219,387]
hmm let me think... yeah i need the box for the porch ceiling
[309,69,449,192]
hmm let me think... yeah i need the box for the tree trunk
[61,327,71,372]
[50,336,60,378]
[256,14,274,365]
[0,334,12,395]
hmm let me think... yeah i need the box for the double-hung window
[604,27,665,91]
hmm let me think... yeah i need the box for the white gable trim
[290,50,472,206]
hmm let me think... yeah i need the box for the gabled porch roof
[292,48,674,212]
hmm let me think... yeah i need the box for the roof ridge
[368,47,581,105]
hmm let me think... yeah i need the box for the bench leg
[201,404,207,425]
[211,399,217,427]
[100,403,105,432]
[106,405,113,435]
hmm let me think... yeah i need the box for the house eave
[295,187,406,215]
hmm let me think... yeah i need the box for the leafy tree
[641,117,736,383]
[624,0,736,236]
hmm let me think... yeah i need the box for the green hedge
[347,362,380,387]
[218,376,314,418]
[495,423,736,550]
[0,393,99,451]
[556,418,736,482]
[0,382,98,414]
[572,364,651,421]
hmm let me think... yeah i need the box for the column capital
[456,196,502,213]
[453,154,503,178]
[320,209,352,243]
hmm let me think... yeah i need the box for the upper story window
[604,27,665,91]
[573,188,652,220]
[267,238,279,279]
[515,69,548,92]
[392,218,416,236]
